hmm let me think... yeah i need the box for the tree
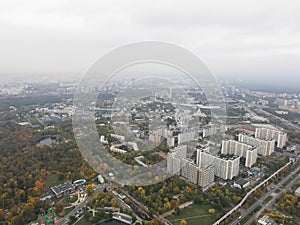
[55,202,64,214]
[208,208,216,214]
[174,207,180,215]
[180,219,187,225]
[69,215,77,223]
[86,183,94,196]
[0,208,4,220]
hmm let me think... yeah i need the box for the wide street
[230,164,300,225]
[256,107,300,132]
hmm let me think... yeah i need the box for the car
[238,216,242,220]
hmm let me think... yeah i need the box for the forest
[0,119,96,225]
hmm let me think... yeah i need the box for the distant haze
[0,0,300,89]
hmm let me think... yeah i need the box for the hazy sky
[1,0,300,88]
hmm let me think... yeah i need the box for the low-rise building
[50,182,75,198]
[295,186,300,197]
[40,191,55,201]
[97,174,105,184]
[233,179,250,189]
[257,215,277,225]
[111,134,125,142]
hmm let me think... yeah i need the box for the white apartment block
[202,124,226,138]
[196,149,216,169]
[238,134,275,156]
[167,154,182,175]
[153,128,173,138]
[198,165,215,187]
[126,142,139,151]
[178,131,196,145]
[214,156,240,180]
[167,147,214,187]
[149,133,161,144]
[167,145,187,175]
[167,136,175,147]
[110,146,127,154]
[171,145,187,159]
[110,134,125,142]
[202,125,218,138]
[196,150,240,180]
[255,127,287,148]
[181,159,199,184]
[221,140,257,167]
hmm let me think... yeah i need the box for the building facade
[238,134,275,156]
[198,165,215,187]
[255,127,287,148]
[181,159,199,184]
[221,139,257,167]
[196,150,240,180]
[167,147,214,187]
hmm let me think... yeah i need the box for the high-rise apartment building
[255,127,287,148]
[238,134,275,156]
[196,150,240,180]
[221,140,257,167]
[167,146,214,187]
[181,159,199,184]
[178,131,196,145]
[198,165,215,187]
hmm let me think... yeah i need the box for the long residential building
[238,134,275,156]
[178,131,196,145]
[196,150,240,180]
[255,127,287,148]
[221,140,257,167]
[167,147,214,187]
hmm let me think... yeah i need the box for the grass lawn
[64,206,75,215]
[26,115,40,125]
[76,217,93,225]
[167,204,222,225]
[263,196,273,204]
[65,195,78,204]
[47,174,63,188]
[240,213,253,225]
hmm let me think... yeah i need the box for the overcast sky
[1,0,300,88]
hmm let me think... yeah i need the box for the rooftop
[234,179,249,186]
[50,182,75,195]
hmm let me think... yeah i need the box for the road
[55,183,111,224]
[256,107,300,132]
[231,163,300,225]
[240,166,300,225]
[213,161,292,225]
[120,189,172,225]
